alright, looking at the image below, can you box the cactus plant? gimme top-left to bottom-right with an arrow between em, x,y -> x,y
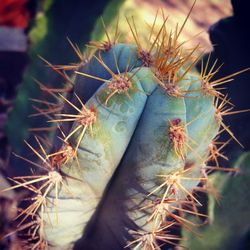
1,6 -> 249,250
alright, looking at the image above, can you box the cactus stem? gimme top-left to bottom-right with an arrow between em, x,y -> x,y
3,4 -> 248,248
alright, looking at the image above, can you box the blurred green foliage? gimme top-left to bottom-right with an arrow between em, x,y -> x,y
182,152 -> 250,250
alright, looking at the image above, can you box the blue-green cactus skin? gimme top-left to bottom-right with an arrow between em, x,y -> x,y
42,42 -> 220,249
